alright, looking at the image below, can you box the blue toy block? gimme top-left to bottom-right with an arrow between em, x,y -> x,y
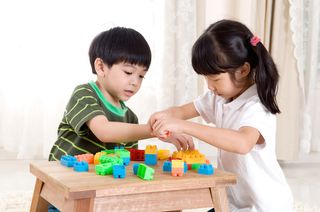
163,161 -> 172,172
60,155 -> 77,167
113,165 -> 126,178
73,161 -> 89,172
133,163 -> 139,175
198,164 -> 214,175
145,154 -> 157,165
184,162 -> 188,173
122,157 -> 130,166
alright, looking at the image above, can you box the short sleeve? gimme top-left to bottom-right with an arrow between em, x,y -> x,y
65,86 -> 105,134
193,91 -> 216,124
239,102 -> 276,149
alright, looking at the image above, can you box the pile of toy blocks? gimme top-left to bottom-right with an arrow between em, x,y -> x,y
59,145 -> 214,181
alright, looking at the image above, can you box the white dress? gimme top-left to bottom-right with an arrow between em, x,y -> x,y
194,85 -> 293,212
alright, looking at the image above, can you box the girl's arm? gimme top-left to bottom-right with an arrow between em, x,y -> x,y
153,118 -> 262,154
149,102 -> 200,126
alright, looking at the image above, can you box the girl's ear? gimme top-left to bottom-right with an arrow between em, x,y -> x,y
235,62 -> 251,80
94,58 -> 106,77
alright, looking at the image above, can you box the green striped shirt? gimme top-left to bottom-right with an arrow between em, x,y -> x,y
49,82 -> 138,161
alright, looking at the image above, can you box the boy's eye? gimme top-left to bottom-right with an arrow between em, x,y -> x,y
124,71 -> 132,75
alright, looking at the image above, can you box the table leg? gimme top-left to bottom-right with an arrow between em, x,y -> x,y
30,178 -> 49,212
210,186 -> 229,212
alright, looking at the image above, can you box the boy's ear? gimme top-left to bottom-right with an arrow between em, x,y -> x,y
94,58 -> 105,77
235,62 -> 251,80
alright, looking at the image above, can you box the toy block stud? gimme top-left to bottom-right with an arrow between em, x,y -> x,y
60,155 -> 77,167
75,153 -> 94,164
145,145 -> 157,154
113,165 -> 126,178
73,161 -> 89,172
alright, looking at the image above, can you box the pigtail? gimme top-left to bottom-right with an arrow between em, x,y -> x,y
253,42 -> 281,114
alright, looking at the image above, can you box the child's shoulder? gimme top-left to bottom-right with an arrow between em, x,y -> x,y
70,83 -> 95,98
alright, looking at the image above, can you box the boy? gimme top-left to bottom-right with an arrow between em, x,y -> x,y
49,27 -> 193,161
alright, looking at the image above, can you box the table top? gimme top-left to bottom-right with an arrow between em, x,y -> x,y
30,160 -> 237,200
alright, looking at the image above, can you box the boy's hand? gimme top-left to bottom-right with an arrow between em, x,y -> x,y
148,109 -> 174,127
159,132 -> 195,151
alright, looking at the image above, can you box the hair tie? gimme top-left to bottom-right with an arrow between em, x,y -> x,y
250,35 -> 261,46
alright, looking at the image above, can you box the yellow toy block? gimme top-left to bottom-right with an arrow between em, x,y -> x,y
172,159 -> 184,168
145,145 -> 157,154
172,150 -> 206,164
158,149 -> 170,160
94,151 -> 106,165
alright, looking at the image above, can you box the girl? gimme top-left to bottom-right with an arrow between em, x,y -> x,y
150,20 -> 293,212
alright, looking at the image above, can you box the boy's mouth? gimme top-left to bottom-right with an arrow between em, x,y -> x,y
124,90 -> 134,97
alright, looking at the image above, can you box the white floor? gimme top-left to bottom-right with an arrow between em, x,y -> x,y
0,151 -> 320,212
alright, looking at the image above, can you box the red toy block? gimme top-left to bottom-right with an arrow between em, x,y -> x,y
129,149 -> 145,161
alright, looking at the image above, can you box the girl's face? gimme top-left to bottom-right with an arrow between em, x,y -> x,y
99,62 -> 147,106
205,72 -> 247,101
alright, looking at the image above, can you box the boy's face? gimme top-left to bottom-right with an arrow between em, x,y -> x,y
101,62 -> 147,103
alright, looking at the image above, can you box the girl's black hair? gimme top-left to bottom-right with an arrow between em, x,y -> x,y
192,19 -> 280,114
89,27 -> 151,73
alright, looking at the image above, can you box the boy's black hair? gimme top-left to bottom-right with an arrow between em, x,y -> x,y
89,27 -> 151,73
192,19 -> 280,114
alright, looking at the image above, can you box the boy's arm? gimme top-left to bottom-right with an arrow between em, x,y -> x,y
87,115 -> 152,143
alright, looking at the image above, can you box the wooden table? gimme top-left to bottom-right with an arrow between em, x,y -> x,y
30,160 -> 236,212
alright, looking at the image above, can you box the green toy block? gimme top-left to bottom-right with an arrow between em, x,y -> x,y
191,163 -> 202,170
115,149 -> 130,158
99,155 -> 123,165
95,163 -> 113,175
137,164 -> 154,180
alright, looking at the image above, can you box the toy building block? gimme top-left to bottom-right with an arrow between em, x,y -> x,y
99,155 -> 123,166
75,153 -> 94,164
172,150 -> 206,164
191,163 -> 201,170
145,145 -> 157,154
130,149 -> 145,161
95,163 -> 113,175
171,159 -> 184,177
137,164 -> 154,180
184,162 -> 188,173
163,161 -> 172,172
158,149 -> 170,160
145,154 -> 157,166
113,165 -> 126,178
73,161 -> 89,172
115,148 -> 130,166
133,163 -> 140,175
94,151 -> 106,164
198,164 -> 214,175
60,155 -> 77,167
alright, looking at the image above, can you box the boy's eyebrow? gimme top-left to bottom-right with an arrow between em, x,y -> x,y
123,63 -> 148,72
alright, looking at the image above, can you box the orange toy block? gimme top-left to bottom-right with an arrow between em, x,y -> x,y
75,153 -> 94,164
171,167 -> 184,177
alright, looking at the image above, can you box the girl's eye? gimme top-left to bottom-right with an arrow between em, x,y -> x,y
139,75 -> 145,79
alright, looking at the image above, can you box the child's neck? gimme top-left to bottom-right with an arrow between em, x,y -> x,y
229,81 -> 254,102
95,81 -> 122,108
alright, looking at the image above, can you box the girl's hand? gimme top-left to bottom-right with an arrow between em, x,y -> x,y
159,132 -> 195,151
